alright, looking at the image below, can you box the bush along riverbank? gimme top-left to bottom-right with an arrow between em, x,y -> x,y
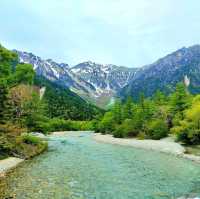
0,45 -> 102,161
0,124 -> 47,160
95,83 -> 200,147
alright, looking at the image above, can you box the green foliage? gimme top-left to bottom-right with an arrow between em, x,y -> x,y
71,120 -> 96,131
13,63 -> 35,85
145,119 -> 168,140
21,134 -> 41,145
113,119 -> 136,138
98,112 -> 115,134
0,46 -> 46,159
122,96 -> 134,119
48,118 -> 73,132
0,80 -> 12,123
111,99 -> 122,124
97,82 -> 200,143
0,44 -> 17,79
34,77 -> 103,121
170,83 -> 190,119
171,96 -> 200,144
98,90 -> 169,140
2,43 -> 200,158
23,92 -> 47,130
153,90 -> 166,105
0,123 -> 47,159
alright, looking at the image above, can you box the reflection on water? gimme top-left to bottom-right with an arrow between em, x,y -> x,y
1,132 -> 200,199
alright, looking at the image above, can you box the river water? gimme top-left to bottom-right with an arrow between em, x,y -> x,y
1,132 -> 200,199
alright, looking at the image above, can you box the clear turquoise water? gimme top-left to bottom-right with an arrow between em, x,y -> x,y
1,132 -> 200,199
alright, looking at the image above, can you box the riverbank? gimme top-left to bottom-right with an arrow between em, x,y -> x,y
0,133 -> 48,178
52,131 -> 94,136
0,157 -> 24,178
1,131 -> 200,199
94,133 -> 200,163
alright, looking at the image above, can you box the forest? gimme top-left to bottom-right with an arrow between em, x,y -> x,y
0,44 -> 101,159
1,44 -> 200,161
96,85 -> 200,145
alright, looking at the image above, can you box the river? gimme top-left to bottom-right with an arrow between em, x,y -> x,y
1,132 -> 200,199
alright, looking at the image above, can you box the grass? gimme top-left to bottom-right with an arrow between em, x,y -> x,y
0,123 -> 48,160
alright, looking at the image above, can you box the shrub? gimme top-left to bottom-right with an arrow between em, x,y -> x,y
0,123 -> 47,159
121,119 -> 138,137
48,118 -> 73,132
21,134 -> 41,145
113,125 -> 125,138
32,118 -> 75,133
113,119 -> 137,138
97,112 -> 115,134
175,128 -> 200,145
71,121 -> 95,131
31,120 -> 51,134
137,132 -> 146,140
145,119 -> 168,140
171,100 -> 200,145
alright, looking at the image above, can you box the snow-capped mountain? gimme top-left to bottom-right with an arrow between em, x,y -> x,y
14,50 -> 136,107
14,44 -> 200,106
71,61 -> 137,97
120,45 -> 200,100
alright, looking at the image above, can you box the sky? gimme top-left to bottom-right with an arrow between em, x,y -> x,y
0,0 -> 200,67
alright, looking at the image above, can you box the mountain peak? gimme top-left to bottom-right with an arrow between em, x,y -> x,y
15,50 -> 136,108
120,44 -> 200,100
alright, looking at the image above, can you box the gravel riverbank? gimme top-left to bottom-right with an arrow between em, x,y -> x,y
94,133 -> 200,163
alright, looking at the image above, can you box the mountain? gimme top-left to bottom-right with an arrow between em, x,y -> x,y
120,45 -> 200,100
15,50 -> 136,107
15,45 -> 200,105
14,50 -> 87,90
34,77 -> 103,120
70,61 -> 137,107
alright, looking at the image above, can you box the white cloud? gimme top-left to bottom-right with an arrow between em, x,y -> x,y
1,0 -> 200,67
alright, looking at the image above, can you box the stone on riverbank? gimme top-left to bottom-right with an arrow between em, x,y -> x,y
0,157 -> 24,177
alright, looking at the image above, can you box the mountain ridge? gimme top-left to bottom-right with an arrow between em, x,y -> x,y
14,50 -> 137,107
14,44 -> 200,106
120,44 -> 200,99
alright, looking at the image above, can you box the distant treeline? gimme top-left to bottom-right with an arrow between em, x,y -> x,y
95,83 -> 200,145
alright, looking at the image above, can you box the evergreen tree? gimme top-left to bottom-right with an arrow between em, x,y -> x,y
153,90 -> 166,105
170,83 -> 190,119
139,92 -> 145,111
123,96 -> 134,119
112,100 -> 122,124
0,44 -> 17,79
13,63 -> 35,85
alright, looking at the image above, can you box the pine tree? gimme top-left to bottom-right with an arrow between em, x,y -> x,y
139,92 -> 145,111
170,83 -> 190,119
123,96 -> 134,119
153,90 -> 166,105
0,44 -> 17,79
112,100 -> 122,124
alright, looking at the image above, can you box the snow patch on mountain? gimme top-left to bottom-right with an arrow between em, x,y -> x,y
14,50 -> 137,107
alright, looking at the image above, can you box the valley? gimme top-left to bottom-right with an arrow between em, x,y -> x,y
2,41 -> 200,199
15,45 -> 200,108
2,1 -> 200,198
15,50 -> 136,108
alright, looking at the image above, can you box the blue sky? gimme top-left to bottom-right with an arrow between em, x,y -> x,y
0,0 -> 200,67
